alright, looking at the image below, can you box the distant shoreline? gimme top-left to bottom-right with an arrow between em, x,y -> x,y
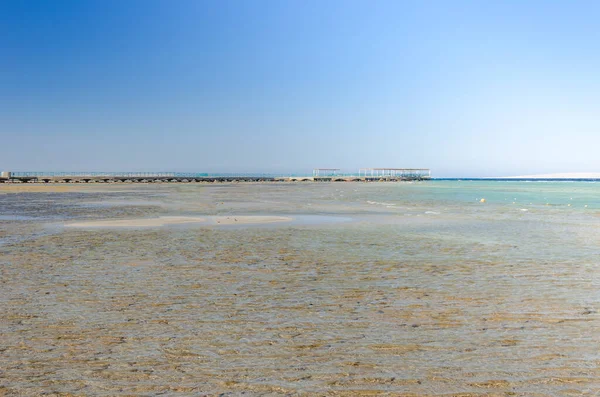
436,178 -> 600,182
495,173 -> 600,179
434,173 -> 600,181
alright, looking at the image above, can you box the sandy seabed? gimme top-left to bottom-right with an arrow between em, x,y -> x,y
1,182 -> 600,396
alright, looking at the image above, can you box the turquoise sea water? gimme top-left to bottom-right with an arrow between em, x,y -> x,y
1,181 -> 599,395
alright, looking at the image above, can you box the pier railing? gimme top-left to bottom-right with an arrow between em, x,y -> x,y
9,172 -> 288,178
10,170 -> 431,178
3,170 -> 431,182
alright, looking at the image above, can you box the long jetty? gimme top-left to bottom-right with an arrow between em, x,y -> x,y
0,169 -> 431,183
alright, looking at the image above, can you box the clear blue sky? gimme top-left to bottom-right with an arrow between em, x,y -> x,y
2,0 -> 599,176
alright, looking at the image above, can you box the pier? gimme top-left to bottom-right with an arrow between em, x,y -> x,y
0,169 -> 431,183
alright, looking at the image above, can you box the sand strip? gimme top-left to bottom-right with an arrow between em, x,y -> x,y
65,216 -> 206,228
65,215 -> 292,228
208,216 -> 292,225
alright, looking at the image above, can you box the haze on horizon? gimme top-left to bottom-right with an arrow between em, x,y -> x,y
2,0 -> 599,178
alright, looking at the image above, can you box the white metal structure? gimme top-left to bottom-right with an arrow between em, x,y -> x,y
358,168 -> 431,178
313,168 -> 340,177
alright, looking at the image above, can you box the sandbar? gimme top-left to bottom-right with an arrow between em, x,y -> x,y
209,215 -> 292,225
65,216 -> 206,228
65,215 -> 292,228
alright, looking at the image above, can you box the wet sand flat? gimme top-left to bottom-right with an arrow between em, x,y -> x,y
0,183 -> 152,194
1,182 -> 599,396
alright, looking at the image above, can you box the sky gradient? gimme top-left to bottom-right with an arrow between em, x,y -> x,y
2,0 -> 600,177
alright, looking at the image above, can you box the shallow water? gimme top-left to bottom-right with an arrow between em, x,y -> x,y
1,181 -> 599,396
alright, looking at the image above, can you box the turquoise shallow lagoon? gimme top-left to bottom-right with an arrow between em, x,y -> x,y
1,181 -> 599,395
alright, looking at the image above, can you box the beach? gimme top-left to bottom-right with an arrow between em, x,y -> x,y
498,172 -> 600,179
1,181 -> 599,395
